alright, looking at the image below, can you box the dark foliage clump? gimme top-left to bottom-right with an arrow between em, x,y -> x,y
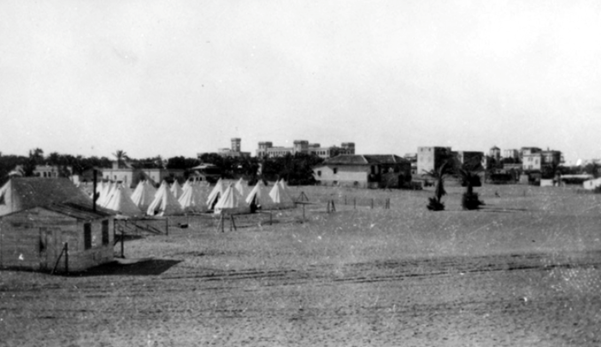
461,192 -> 485,210
427,197 -> 445,211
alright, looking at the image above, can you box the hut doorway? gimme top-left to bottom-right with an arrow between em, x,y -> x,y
39,227 -> 60,271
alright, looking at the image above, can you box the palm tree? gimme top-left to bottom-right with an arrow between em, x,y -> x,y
112,150 -> 128,168
459,168 -> 484,210
425,161 -> 450,211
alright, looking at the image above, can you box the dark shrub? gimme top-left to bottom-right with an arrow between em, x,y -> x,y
462,192 -> 484,210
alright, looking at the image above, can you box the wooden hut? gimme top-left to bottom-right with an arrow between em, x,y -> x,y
0,178 -> 115,272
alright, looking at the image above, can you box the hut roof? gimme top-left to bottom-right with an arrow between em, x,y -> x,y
0,177 -> 112,217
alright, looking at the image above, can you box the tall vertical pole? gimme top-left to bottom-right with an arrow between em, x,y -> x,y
92,169 -> 97,212
165,218 -> 169,236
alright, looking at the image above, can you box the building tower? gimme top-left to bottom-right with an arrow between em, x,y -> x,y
341,142 -> 356,155
231,138 -> 241,152
489,146 -> 501,161
293,140 -> 309,154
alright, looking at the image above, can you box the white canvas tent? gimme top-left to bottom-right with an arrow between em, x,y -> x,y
170,181 -> 183,199
147,181 -> 183,216
206,179 -> 225,210
99,182 -> 117,207
130,181 -> 157,213
234,178 -> 249,199
104,185 -> 142,216
245,180 -> 275,210
269,180 -> 295,209
178,182 -> 209,213
214,184 -> 250,215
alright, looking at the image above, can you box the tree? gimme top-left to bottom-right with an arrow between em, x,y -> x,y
112,150 -> 128,168
425,161 -> 452,211
459,168 -> 485,210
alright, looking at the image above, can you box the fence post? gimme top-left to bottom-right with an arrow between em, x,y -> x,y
121,226 -> 124,258
302,203 -> 305,221
270,211 -> 272,226
165,217 -> 169,236
64,242 -> 69,274
230,215 -> 237,231
331,200 -> 336,212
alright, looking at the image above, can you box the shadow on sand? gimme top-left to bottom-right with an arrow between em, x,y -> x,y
72,258 -> 182,277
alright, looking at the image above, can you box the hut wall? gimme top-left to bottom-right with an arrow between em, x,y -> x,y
0,208 -> 114,272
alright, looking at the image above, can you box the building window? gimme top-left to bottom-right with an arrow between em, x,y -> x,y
317,171 -> 322,177
84,223 -> 92,250
102,220 -> 109,246
333,168 -> 338,174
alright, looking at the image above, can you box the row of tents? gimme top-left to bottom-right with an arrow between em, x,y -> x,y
93,178 -> 296,217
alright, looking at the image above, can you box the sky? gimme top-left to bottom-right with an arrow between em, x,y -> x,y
1,0 -> 600,162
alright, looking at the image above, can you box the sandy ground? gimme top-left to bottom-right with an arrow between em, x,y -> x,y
1,185 -> 601,346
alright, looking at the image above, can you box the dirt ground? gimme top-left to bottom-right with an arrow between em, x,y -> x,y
1,184 -> 601,346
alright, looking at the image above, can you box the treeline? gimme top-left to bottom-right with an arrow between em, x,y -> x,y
197,152 -> 324,185
0,149 -> 325,186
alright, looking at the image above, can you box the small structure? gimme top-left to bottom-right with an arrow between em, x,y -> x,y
0,178 -> 114,272
313,154 -> 412,188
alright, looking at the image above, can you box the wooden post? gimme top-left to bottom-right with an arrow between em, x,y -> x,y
121,226 -> 124,258
331,200 -> 336,212
165,217 -> 169,236
64,242 -> 69,274
230,215 -> 237,231
302,203 -> 305,221
220,214 -> 225,232
270,212 -> 272,225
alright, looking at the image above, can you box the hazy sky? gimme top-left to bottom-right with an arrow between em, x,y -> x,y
1,0 -> 600,162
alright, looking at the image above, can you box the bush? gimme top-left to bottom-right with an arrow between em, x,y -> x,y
462,192 -> 484,210
427,197 -> 445,211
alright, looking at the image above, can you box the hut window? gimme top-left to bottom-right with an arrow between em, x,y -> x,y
102,220 -> 109,245
84,223 -> 92,250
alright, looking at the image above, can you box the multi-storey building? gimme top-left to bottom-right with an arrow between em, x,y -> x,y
257,140 -> 355,158
489,146 -> 501,161
454,151 -> 484,170
522,149 -> 562,172
502,149 -> 519,160
216,138 -> 251,158
417,147 -> 453,175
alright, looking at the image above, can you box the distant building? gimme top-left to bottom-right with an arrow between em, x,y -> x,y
417,147 -> 452,175
520,147 -> 542,159
12,165 -> 72,178
522,149 -> 562,172
503,149 -> 519,159
404,153 -> 418,175
489,146 -> 501,161
454,151 -> 484,170
312,154 -> 411,188
522,153 -> 542,171
216,138 -> 251,158
101,162 -> 185,188
257,140 -> 355,158
189,164 -> 221,183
